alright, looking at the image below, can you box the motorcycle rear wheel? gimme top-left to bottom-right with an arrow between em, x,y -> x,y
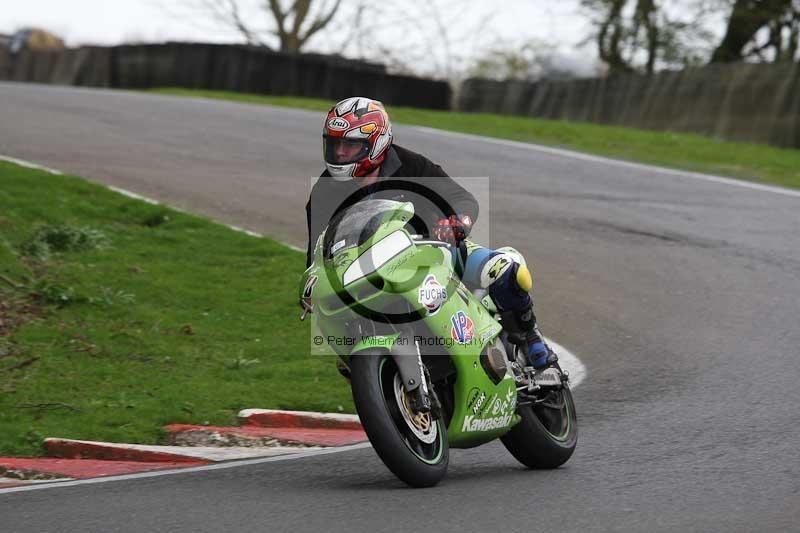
350,351 -> 449,487
501,383 -> 578,469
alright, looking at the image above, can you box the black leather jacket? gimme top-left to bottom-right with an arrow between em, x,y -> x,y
305,145 -> 479,266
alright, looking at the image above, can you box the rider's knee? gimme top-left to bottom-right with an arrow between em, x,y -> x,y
460,243 -> 533,293
493,246 -> 527,268
482,254 -> 532,311
478,249 -> 532,290
478,253 -> 516,289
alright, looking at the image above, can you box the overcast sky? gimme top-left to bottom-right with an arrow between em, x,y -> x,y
2,0 -> 601,77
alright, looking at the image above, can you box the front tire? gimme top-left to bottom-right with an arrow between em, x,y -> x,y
350,351 -> 449,487
501,384 -> 578,469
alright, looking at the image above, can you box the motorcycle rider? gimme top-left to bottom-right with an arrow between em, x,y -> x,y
304,96 -> 557,371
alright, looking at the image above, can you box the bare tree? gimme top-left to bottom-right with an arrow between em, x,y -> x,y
170,0 -> 343,52
321,0 -> 497,82
591,0 -> 634,73
268,0 -> 342,52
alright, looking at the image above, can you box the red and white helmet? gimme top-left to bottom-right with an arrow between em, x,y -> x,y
323,96 -> 393,180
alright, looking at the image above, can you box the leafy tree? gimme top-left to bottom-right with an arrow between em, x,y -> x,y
581,0 -> 722,74
711,0 -> 800,62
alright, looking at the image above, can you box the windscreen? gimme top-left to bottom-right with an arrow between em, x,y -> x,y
322,199 -> 403,259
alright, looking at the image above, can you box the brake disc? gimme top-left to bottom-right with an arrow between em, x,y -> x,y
393,374 -> 438,444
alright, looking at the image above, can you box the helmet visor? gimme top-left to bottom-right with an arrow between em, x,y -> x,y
324,136 -> 370,165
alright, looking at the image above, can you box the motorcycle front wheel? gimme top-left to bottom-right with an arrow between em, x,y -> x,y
350,350 -> 449,487
501,382 -> 578,469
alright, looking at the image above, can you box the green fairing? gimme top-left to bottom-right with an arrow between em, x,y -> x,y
300,201 -> 520,448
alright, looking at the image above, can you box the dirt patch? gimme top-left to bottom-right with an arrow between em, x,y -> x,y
0,294 -> 46,378
0,466 -> 68,481
169,430 -> 313,448
0,294 -> 46,338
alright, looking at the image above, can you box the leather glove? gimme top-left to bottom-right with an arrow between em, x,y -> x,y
433,215 -> 473,245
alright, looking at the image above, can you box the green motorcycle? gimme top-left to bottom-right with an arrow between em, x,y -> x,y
300,199 -> 577,487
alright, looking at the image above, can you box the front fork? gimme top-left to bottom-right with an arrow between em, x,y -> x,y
389,333 -> 441,418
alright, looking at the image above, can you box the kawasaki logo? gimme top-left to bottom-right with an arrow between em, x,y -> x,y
462,413 -> 513,433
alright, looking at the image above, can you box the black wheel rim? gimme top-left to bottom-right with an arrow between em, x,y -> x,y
378,357 -> 445,464
531,388 -> 573,442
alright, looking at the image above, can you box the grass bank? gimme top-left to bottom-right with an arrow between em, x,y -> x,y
0,161 -> 349,456
152,88 -> 800,190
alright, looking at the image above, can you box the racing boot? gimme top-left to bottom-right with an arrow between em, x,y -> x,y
501,304 -> 558,370
487,259 -> 558,369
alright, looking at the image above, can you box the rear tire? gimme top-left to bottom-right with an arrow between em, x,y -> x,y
501,385 -> 578,469
350,351 -> 449,487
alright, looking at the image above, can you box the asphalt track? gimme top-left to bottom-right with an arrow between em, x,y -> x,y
1,82 -> 799,531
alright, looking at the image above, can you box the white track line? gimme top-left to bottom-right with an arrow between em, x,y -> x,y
227,224 -> 265,239
0,155 -> 63,175
0,443 -> 372,495
107,185 -> 159,205
227,225 -> 304,251
410,126 -> 800,199
548,339 -> 585,387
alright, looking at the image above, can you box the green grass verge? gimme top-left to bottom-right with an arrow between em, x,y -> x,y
152,88 -> 800,190
0,161 -> 349,456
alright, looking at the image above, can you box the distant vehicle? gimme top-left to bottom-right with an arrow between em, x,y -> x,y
7,27 -> 65,54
